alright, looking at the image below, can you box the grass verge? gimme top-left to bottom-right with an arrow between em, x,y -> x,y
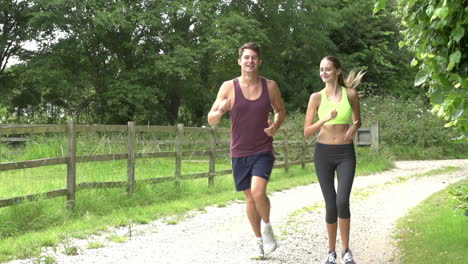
394,180 -> 468,264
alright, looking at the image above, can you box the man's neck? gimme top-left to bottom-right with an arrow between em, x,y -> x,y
239,72 -> 260,87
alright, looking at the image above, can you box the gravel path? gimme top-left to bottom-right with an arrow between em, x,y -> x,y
8,159 -> 468,264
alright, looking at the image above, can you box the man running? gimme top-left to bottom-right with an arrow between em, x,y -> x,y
207,42 -> 286,260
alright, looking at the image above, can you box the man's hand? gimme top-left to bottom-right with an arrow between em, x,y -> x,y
217,98 -> 231,113
264,120 -> 277,136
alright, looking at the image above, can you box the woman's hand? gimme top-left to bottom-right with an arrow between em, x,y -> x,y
327,109 -> 338,122
344,125 -> 358,140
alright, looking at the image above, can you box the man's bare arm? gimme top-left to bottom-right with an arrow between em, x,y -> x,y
208,82 -> 231,126
264,80 -> 286,136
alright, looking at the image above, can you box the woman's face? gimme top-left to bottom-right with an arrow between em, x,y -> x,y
320,59 -> 341,84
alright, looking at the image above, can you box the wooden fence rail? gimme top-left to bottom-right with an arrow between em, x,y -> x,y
0,121 -> 379,209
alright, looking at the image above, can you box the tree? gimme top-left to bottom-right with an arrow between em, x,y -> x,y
4,0 -> 273,125
242,0 -> 341,110
2,0 -> 444,127
0,0 -> 34,75
330,0 -> 416,97
375,0 -> 468,135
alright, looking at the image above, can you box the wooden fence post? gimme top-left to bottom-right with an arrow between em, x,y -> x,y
127,121 -> 136,194
283,128 -> 289,172
209,126 -> 217,187
175,124 -> 184,187
371,121 -> 379,151
66,120 -> 76,209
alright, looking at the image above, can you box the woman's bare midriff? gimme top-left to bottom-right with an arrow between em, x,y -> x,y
317,124 -> 353,145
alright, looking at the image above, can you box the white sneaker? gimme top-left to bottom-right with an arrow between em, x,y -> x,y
342,249 -> 356,264
262,223 -> 277,253
324,251 -> 337,264
251,239 -> 264,260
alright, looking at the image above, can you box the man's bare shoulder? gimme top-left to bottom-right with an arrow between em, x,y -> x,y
265,78 -> 279,89
218,79 -> 235,96
265,79 -> 281,98
221,79 -> 235,88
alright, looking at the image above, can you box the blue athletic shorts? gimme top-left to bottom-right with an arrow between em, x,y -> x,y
231,151 -> 275,191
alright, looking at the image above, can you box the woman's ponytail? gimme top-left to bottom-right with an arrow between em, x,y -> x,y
345,70 -> 366,89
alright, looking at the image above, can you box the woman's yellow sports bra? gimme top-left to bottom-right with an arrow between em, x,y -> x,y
317,87 -> 353,125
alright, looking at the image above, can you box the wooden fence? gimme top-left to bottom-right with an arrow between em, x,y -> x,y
0,121 -> 379,209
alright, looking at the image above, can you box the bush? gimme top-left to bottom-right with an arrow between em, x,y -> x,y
360,96 -> 467,157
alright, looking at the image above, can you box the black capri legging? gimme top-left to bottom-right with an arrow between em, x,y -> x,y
314,142 -> 356,224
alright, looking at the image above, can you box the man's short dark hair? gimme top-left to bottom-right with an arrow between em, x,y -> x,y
239,42 -> 260,58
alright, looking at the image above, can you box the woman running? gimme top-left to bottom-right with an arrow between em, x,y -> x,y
304,56 -> 365,264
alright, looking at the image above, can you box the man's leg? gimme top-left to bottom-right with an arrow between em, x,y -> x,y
251,175 -> 277,253
249,152 -> 274,223
251,176 -> 270,223
232,154 -> 269,259
244,188 -> 265,259
243,177 -> 270,236
243,189 -> 262,237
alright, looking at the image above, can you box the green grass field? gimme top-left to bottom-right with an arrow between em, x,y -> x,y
394,180 -> 468,264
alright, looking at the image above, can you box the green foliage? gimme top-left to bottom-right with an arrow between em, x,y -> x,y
282,109 -> 308,130
33,253 -> 57,264
87,241 -> 106,249
1,0 -> 418,126
0,0 -> 36,75
0,198 -> 67,239
375,0 -> 468,135
361,96 -> 468,158
252,0 -> 341,110
447,184 -> 468,216
330,0 -> 416,97
107,234 -> 128,243
362,96 -> 445,146
61,235 -> 79,256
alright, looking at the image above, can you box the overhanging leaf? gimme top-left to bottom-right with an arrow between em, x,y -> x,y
447,61 -> 455,71
373,0 -> 388,14
452,110 -> 464,120
449,51 -> 461,64
414,68 -> 430,86
433,7 -> 449,20
461,77 -> 468,89
451,26 -> 465,43
444,120 -> 456,127
430,91 -> 444,104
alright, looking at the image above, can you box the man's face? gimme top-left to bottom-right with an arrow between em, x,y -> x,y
238,49 -> 262,72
